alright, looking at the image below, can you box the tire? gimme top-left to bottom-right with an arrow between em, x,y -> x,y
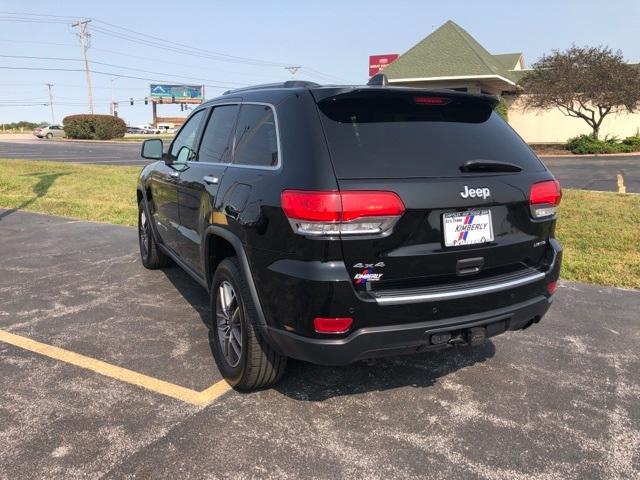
138,201 -> 171,269
211,257 -> 287,391
45,133 -> 53,139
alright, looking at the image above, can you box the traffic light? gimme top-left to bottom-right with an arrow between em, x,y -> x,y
144,97 -> 148,105
130,97 -> 134,106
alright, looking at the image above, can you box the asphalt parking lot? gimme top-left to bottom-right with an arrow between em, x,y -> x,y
543,156 -> 640,193
0,138 -> 639,193
0,139 -> 150,167
1,209 -> 638,479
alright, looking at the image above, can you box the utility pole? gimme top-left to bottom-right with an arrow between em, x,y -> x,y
72,19 -> 94,114
45,83 -> 55,125
284,65 -> 301,78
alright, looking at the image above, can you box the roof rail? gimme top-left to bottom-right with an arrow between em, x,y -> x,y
223,80 -> 321,95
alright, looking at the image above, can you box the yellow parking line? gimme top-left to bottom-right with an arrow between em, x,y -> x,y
0,329 -> 231,406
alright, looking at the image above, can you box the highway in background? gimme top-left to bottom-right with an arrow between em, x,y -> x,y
1,138 -> 638,192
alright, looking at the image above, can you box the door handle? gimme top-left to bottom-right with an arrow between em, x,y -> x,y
203,175 -> 219,185
169,170 -> 180,178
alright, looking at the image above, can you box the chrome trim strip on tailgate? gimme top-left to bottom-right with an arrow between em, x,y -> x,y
372,270 -> 546,305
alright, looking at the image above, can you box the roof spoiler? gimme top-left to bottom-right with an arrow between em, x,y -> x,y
367,73 -> 388,86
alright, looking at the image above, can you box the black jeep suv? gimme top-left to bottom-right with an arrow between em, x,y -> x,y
137,80 -> 562,391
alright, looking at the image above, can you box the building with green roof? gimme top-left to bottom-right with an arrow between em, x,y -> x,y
382,20 -> 524,95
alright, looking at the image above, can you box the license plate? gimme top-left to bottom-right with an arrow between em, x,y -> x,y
443,209 -> 494,247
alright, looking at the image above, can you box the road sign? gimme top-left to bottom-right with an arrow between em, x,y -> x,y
368,54 -> 399,77
149,84 -> 204,104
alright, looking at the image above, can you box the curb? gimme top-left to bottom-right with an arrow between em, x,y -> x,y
537,152 -> 640,158
52,139 -> 147,145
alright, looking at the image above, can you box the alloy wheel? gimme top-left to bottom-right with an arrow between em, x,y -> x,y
139,209 -> 149,258
216,281 -> 243,367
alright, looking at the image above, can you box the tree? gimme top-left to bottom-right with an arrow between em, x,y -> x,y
519,46 -> 640,139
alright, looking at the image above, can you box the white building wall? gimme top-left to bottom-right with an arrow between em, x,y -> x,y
507,95 -> 640,143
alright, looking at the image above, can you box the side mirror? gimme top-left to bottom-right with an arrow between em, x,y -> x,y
141,138 -> 163,160
175,145 -> 197,164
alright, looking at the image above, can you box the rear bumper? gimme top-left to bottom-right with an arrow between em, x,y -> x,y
261,294 -> 552,366
255,239 -> 561,366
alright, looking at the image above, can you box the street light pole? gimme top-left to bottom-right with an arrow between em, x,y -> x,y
110,76 -> 122,116
45,83 -> 55,124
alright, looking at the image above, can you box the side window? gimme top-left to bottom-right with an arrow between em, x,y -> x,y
198,105 -> 240,163
170,109 -> 206,161
232,105 -> 279,167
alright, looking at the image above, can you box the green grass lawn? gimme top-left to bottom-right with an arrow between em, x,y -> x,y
0,159 -> 139,225
0,158 -> 638,289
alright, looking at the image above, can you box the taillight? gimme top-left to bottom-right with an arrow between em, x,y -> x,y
313,317 -> 353,334
547,280 -> 558,295
529,180 -> 562,218
414,96 -> 451,105
281,190 -> 405,237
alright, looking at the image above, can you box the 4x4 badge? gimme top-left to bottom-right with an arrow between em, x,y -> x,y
353,262 -> 385,268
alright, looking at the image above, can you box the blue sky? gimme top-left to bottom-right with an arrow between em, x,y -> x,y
0,0 -> 637,125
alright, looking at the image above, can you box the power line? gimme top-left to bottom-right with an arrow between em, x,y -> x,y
0,38 -> 76,47
0,12 -> 355,86
0,54 -> 246,86
89,26 -> 284,68
0,53 -> 272,83
0,66 -> 235,89
92,20 -> 288,67
89,47 -> 279,80
0,11 -> 78,19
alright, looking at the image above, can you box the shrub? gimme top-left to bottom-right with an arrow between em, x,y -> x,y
565,134 -> 640,154
63,114 -> 126,140
494,97 -> 508,121
622,135 -> 640,148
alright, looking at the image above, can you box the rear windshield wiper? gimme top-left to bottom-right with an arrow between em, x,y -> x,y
460,160 -> 522,173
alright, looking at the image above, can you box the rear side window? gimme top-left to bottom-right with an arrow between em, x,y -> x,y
198,105 -> 239,163
317,93 -> 544,178
232,104 -> 279,167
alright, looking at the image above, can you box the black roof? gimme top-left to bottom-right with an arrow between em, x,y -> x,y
206,78 -> 498,108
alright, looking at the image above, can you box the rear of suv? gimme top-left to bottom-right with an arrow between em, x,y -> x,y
137,79 -> 562,391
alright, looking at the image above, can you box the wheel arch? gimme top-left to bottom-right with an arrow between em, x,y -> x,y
203,226 -> 268,329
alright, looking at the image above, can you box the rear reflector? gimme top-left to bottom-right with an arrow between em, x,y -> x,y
313,317 -> 353,334
529,180 -> 562,218
547,280 -> 558,295
281,190 -> 405,237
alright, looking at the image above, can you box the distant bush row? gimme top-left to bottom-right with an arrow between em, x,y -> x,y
63,114 -> 126,140
565,134 -> 640,154
1,121 -> 44,130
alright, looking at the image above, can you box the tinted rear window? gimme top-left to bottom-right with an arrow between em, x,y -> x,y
317,93 -> 544,178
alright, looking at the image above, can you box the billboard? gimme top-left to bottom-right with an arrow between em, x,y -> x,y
368,54 -> 399,77
150,84 -> 204,104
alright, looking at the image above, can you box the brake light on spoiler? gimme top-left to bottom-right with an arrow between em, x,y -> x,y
281,190 -> 405,237
529,180 -> 562,218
